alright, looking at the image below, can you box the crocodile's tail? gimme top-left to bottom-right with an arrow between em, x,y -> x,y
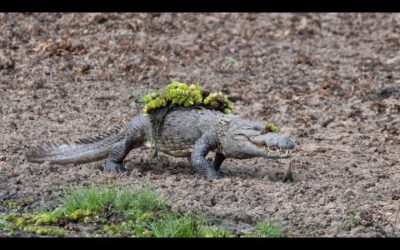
25,126 -> 125,165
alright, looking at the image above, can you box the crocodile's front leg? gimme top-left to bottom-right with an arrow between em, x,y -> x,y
191,135 -> 219,181
105,115 -> 150,173
213,153 -> 226,177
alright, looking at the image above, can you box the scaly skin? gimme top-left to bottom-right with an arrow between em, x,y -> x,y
26,107 -> 295,181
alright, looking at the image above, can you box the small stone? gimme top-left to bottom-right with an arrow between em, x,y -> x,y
94,15 -> 108,24
7,188 -> 18,199
0,155 -> 5,161
343,189 -> 356,198
376,147 -> 385,154
75,64 -> 90,74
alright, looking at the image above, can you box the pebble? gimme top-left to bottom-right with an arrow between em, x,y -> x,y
343,189 -> 356,198
7,188 -> 18,199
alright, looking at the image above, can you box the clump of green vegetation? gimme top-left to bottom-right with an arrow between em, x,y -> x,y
265,122 -> 279,132
254,220 -> 285,237
141,92 -> 167,114
0,185 -> 168,237
283,164 -> 294,183
203,92 -> 234,114
200,226 -> 234,237
148,213 -> 204,237
141,81 -> 234,115
338,215 -> 361,232
60,185 -> 168,219
0,198 -> 34,210
1,200 -> 19,209
0,213 -> 66,237
96,220 -> 148,237
1,185 -> 290,237
33,212 -> 58,225
283,170 -> 294,183
67,209 -> 92,222
226,57 -> 238,65
1,185 -> 215,237
165,81 -> 203,107
23,225 -> 65,237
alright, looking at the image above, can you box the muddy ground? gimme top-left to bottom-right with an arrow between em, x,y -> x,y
0,13 -> 399,237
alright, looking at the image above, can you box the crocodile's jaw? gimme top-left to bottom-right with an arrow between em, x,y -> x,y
221,132 -> 295,159
223,142 -> 293,159
259,146 -> 292,159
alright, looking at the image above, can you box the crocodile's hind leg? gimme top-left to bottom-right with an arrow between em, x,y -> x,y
105,115 -> 150,173
105,139 -> 132,173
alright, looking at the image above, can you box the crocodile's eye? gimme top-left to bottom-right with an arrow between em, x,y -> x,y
239,125 -> 263,131
253,125 -> 264,131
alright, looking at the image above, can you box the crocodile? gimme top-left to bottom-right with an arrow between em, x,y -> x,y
26,106 -> 295,181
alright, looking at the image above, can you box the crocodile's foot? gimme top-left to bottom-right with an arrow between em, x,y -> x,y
205,171 -> 225,182
216,171 -> 225,178
105,159 -> 126,173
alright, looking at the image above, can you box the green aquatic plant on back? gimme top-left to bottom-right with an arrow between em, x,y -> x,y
141,81 -> 234,115
165,81 -> 203,107
203,92 -> 234,115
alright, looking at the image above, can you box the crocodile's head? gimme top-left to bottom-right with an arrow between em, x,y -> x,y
221,117 -> 295,159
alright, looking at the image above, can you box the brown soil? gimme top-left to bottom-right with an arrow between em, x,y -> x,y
1,13 -> 399,237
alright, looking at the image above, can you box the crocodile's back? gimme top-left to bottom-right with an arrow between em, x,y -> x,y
152,107 -> 224,156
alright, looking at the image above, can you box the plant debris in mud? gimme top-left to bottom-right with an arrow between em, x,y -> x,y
0,185 -> 286,237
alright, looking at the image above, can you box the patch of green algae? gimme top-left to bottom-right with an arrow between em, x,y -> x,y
0,198 -> 34,210
0,213 -> 65,236
265,122 -> 279,132
141,81 -> 234,115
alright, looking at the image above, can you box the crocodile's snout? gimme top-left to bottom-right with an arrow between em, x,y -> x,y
258,132 -> 295,150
